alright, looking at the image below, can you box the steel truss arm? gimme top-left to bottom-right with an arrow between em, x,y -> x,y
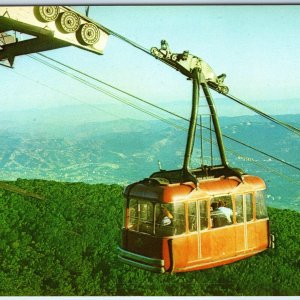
150,41 -> 244,184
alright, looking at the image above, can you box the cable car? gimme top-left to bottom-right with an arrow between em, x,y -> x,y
119,173 -> 269,273
118,41 -> 273,273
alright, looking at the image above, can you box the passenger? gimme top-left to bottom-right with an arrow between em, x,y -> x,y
210,202 -> 228,228
158,206 -> 173,226
218,200 -> 233,223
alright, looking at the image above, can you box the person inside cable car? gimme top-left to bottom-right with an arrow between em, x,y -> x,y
210,202 -> 229,228
155,205 -> 175,236
217,200 -> 233,224
157,206 -> 173,226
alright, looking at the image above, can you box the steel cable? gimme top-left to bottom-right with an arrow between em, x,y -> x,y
222,93 -> 300,136
94,25 -> 300,136
34,53 -> 300,172
26,54 -> 300,184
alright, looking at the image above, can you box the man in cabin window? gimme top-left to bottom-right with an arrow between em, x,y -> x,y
217,200 -> 233,224
211,202 -> 223,227
157,206 -> 173,226
210,202 -> 230,228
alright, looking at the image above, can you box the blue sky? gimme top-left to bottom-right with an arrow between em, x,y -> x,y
1,5 -> 300,118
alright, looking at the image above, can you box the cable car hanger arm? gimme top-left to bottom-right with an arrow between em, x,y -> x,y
150,40 -> 244,185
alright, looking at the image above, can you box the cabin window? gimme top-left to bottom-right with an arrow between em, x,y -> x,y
256,191 -> 268,219
235,194 -> 244,223
199,200 -> 208,230
246,193 -> 253,222
128,200 -> 186,236
129,199 -> 138,228
123,200 -> 127,228
155,203 -> 185,236
128,199 -> 154,234
188,200 -> 208,232
188,202 -> 197,232
210,195 -> 233,228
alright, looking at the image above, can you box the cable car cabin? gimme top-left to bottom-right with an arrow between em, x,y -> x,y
118,41 -> 272,273
118,174 -> 270,273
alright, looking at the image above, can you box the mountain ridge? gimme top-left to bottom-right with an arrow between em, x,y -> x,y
0,114 -> 298,211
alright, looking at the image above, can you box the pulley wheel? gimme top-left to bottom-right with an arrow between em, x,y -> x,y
57,11 -> 80,33
35,6 -> 59,22
150,47 -> 163,59
76,23 -> 100,45
221,86 -> 229,95
171,54 -> 178,61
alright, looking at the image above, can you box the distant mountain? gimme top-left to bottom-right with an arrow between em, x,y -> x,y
166,97 -> 300,117
1,102 -> 299,133
215,97 -> 300,116
0,112 -> 298,211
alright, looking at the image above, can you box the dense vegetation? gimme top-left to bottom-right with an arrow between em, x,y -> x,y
0,179 -> 299,296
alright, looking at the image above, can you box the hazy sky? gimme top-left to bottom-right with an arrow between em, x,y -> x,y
1,5 -> 300,118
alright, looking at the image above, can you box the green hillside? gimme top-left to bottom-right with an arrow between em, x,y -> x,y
0,179 -> 299,296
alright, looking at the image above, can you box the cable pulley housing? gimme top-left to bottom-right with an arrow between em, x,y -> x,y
56,11 -> 81,33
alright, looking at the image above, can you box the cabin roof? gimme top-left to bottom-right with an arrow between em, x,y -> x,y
124,175 -> 266,203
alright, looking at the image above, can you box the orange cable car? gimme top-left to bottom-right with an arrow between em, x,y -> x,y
118,41 -> 273,273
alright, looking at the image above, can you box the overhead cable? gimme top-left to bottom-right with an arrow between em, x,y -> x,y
28,54 -> 187,132
27,54 -> 300,184
96,24 -> 151,56
221,93 -> 300,136
96,25 -> 300,136
34,53 -> 300,172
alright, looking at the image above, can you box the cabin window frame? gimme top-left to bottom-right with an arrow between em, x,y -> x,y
234,194 -> 244,224
187,199 -> 209,233
188,201 -> 197,233
233,192 -> 260,224
123,199 -> 128,229
154,202 -> 186,236
126,198 -> 186,237
255,190 -> 268,220
128,198 -> 154,234
245,193 -> 254,222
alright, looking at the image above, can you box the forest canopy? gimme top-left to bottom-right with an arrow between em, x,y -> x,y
0,179 -> 299,296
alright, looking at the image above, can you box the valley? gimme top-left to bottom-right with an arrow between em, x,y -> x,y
0,111 -> 299,211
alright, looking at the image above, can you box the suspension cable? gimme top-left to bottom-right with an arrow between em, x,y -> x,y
14,64 -> 300,185
95,24 -> 300,136
37,53 -> 174,117
37,53 -> 300,140
28,54 -> 187,132
26,54 -> 300,184
11,69 -> 121,120
226,148 -> 300,186
101,25 -> 151,56
222,93 -> 300,136
34,53 -> 300,172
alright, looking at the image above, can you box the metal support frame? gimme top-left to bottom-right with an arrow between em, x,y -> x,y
150,40 -> 244,184
201,82 -> 228,167
183,68 -> 201,171
0,6 -> 110,68
0,37 -> 68,60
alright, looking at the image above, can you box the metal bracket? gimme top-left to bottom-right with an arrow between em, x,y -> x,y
150,40 -> 229,94
0,32 -> 16,67
0,6 -> 110,68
